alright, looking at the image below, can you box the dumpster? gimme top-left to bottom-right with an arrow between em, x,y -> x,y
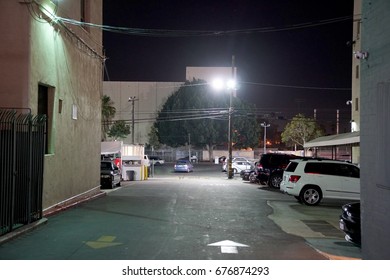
126,170 -> 135,181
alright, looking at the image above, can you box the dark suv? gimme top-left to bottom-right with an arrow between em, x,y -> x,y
255,153 -> 303,188
100,161 -> 121,189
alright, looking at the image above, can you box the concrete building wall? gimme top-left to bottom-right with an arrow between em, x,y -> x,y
351,0 -> 361,164
186,67 -> 235,83
103,81 -> 183,145
361,0 -> 390,259
0,0 -> 103,209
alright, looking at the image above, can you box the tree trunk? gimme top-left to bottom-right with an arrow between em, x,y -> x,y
206,143 -> 216,162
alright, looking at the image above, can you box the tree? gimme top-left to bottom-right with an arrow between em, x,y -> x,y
147,125 -> 161,150
101,95 -> 116,141
107,120 -> 130,140
281,114 -> 324,149
154,79 -> 261,160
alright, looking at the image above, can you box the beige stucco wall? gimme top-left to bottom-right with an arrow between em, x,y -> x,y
103,81 -> 183,145
0,0 -> 103,209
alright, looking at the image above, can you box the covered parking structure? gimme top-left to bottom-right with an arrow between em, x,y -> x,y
304,131 -> 360,164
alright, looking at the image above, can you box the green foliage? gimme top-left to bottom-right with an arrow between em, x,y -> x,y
281,114 -> 324,148
154,79 -> 261,150
108,120 -> 130,140
101,95 -> 116,141
147,125 -> 161,149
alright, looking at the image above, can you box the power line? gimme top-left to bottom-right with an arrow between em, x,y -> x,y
56,15 -> 353,38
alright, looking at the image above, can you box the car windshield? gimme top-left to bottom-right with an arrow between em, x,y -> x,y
176,160 -> 188,165
101,162 -> 112,169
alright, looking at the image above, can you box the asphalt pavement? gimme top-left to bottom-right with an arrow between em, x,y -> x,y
0,162 -> 361,260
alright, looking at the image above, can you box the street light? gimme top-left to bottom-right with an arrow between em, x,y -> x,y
210,56 -> 236,179
261,122 -> 270,155
227,55 -> 236,179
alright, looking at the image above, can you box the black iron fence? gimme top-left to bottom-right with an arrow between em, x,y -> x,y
0,108 -> 46,236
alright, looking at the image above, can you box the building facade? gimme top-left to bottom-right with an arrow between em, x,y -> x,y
361,0 -> 390,259
103,81 -> 184,145
0,0 -> 104,210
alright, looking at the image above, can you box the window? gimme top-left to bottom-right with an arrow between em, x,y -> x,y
334,164 -> 360,178
38,84 -> 54,154
285,161 -> 297,172
355,65 -> 359,79
80,0 -> 85,22
304,163 -> 338,176
80,0 -> 90,25
355,97 -> 359,111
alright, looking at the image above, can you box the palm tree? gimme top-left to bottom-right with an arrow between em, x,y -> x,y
101,95 -> 116,141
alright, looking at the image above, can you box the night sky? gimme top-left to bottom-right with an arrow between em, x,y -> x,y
103,0 -> 355,133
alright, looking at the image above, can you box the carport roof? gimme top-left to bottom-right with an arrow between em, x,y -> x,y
304,131 -> 360,148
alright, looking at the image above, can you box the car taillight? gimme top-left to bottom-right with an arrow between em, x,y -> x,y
289,175 -> 301,183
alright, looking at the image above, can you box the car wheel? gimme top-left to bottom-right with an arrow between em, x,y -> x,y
249,173 -> 257,183
233,168 -> 238,174
269,174 -> 282,188
116,180 -> 121,187
299,186 -> 322,206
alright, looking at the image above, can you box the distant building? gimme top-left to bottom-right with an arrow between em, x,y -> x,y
0,0 -> 104,210
103,67 -> 235,145
304,1 -> 361,164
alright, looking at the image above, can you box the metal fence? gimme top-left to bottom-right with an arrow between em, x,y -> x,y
0,108 -> 46,236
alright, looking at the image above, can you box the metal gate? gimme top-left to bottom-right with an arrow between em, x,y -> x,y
0,108 -> 46,236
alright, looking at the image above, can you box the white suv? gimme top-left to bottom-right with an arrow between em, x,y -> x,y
280,159 -> 360,206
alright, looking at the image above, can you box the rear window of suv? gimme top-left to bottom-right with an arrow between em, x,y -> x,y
285,161 -> 299,172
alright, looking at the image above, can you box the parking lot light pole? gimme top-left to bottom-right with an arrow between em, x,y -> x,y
228,55 -> 236,179
261,122 -> 270,155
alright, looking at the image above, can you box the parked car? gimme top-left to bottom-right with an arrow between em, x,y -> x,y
174,160 -> 194,172
179,155 -> 198,163
218,156 -> 226,163
254,153 -> 303,188
148,155 -> 165,165
240,162 -> 257,180
223,160 -> 253,174
100,161 -> 121,189
280,159 -> 360,206
222,157 -> 251,172
339,202 -> 361,246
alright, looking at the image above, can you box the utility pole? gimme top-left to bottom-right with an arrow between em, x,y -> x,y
188,133 -> 191,161
227,55 -> 236,179
261,122 -> 270,155
128,96 -> 139,144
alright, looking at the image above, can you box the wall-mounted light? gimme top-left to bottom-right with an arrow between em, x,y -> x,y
353,51 -> 369,60
36,0 -> 58,20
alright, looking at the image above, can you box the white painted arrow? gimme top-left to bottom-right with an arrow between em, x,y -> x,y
208,240 -> 249,254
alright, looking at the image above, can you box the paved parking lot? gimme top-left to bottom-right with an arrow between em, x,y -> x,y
0,162 -> 361,260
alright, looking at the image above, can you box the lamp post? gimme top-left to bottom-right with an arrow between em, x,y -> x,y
261,122 -> 270,155
210,56 -> 236,179
128,96 -> 139,144
227,55 -> 236,179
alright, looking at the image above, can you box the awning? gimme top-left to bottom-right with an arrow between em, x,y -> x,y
101,141 -> 123,154
304,131 -> 360,148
